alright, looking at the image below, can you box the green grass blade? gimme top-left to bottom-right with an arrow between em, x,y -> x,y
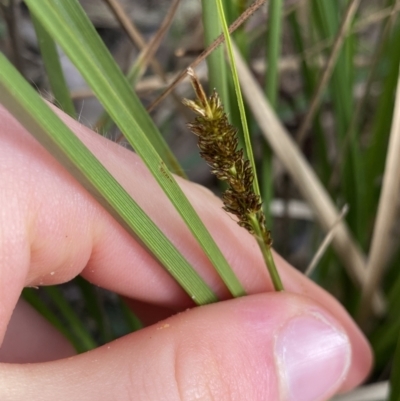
22,288 -> 78,350
119,298 -> 143,332
30,13 -> 75,117
388,330 -> 400,401
364,22 -> 400,226
262,0 -> 283,227
26,0 -> 183,177
25,0 -> 244,298
214,3 -> 283,291
311,0 -> 364,240
215,0 -> 260,197
75,276 -> 113,344
287,9 -> 330,184
201,0 -> 230,113
0,53 -> 218,305
43,286 -> 97,351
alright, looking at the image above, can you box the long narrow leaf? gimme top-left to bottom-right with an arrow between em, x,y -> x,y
22,288 -> 77,349
389,331 -> 400,401
215,0 -> 260,197
30,13 -> 75,117
0,53 -> 217,306
25,0 -> 245,298
201,0 -> 230,112
43,286 -> 97,351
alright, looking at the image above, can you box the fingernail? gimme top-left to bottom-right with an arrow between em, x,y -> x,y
275,313 -> 351,401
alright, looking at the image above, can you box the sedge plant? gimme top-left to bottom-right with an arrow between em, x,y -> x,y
183,68 -> 284,292
1,2 -> 400,397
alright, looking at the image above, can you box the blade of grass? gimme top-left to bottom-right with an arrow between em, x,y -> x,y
0,53 -> 218,305
329,0 -> 399,196
232,44 -> 386,314
25,0 -> 245,297
364,21 -> 400,228
310,0 -> 365,247
389,331 -> 400,401
75,276 -> 113,344
215,1 -> 283,291
119,298 -> 143,332
222,0 -> 249,58
371,317 -> 400,373
215,0 -> 259,197
43,286 -> 97,351
371,248 -> 400,371
289,6 -> 331,185
27,0 -> 183,176
296,0 -> 361,144
262,0 -> 284,227
359,65 -> 400,323
22,288 -> 78,350
201,0 -> 230,113
30,13 -> 75,117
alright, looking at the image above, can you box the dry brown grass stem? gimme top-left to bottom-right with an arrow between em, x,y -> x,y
355,2 -> 400,32
147,0 -> 266,113
132,0 -> 181,82
305,205 -> 349,277
102,0 -> 170,81
232,44 -> 385,315
359,67 -> 400,323
295,0 -> 361,145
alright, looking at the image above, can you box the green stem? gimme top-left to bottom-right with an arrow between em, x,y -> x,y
249,214 -> 284,291
215,0 -> 260,197
202,0 -> 230,112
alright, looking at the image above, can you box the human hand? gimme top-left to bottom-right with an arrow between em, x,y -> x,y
0,104 -> 372,401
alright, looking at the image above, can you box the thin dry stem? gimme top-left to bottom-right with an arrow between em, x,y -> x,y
305,205 -> 349,277
232,43 -> 385,315
133,0 -> 180,78
147,0 -> 266,112
102,0 -> 169,81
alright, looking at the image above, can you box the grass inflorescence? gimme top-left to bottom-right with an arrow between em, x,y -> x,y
183,68 -> 284,291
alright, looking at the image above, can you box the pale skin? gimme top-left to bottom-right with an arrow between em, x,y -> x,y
0,104 -> 372,401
